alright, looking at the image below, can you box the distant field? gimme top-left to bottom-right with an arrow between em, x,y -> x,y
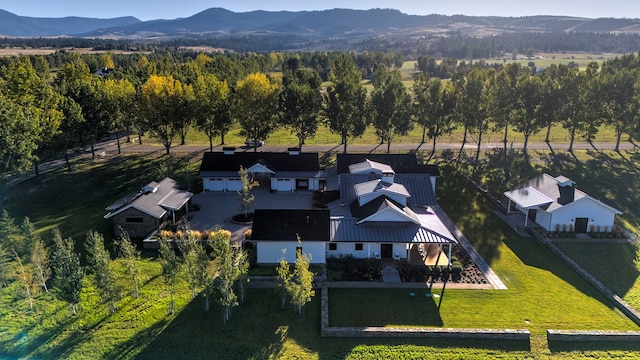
0,47 -> 144,57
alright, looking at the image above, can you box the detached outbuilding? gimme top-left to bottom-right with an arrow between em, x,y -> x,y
104,177 -> 193,238
504,174 -> 621,233
198,149 -> 327,192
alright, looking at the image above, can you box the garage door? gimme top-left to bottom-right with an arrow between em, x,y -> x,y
226,178 -> 243,192
205,178 -> 225,191
276,178 -> 294,192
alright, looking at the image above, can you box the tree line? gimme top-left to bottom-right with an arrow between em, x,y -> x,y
2,50 -> 640,178
0,208 -> 315,323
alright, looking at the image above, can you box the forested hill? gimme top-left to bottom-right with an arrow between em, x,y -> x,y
0,10 -> 140,37
1,7 -> 640,38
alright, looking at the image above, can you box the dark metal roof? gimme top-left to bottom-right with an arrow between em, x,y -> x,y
330,218 -> 457,244
251,209 -> 331,241
199,151 -> 320,176
336,153 -> 439,176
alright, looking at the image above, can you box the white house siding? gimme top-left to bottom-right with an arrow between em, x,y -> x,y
547,199 -> 617,232
256,241 -> 326,264
535,210 -> 552,231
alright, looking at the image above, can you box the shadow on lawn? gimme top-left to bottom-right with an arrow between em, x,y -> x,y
502,236 -> 616,307
133,290 -> 302,360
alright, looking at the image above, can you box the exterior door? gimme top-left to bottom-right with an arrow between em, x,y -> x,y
380,244 -> 393,259
575,217 -> 589,233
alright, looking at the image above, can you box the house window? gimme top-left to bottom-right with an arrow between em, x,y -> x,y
125,217 -> 144,223
355,243 -> 363,251
329,243 -> 337,251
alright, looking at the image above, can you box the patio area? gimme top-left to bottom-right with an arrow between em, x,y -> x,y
187,187 -> 314,244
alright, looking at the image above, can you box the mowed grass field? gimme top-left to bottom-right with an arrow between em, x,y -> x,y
2,146 -> 640,358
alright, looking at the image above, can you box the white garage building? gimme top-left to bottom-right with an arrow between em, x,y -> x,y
199,148 -> 327,192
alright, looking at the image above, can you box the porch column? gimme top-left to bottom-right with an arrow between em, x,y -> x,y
507,199 -> 512,213
447,244 -> 452,266
524,208 -> 529,227
172,210 -> 176,225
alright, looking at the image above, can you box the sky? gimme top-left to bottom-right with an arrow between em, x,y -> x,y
1,0 -> 638,21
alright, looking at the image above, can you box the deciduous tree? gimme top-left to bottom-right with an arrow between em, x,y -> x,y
280,69 -> 324,148
158,240 -> 180,315
233,72 -> 280,152
370,67 -> 413,153
325,54 -> 367,153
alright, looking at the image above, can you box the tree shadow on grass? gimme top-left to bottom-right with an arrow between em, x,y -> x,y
133,290 -> 292,360
502,236 -> 618,308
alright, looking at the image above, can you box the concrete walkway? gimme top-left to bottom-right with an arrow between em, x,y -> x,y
380,266 -> 402,283
432,206 -> 507,290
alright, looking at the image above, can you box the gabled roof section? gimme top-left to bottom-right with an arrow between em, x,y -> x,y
105,177 -> 193,219
354,179 -> 410,201
251,209 -> 330,241
356,199 -> 420,224
348,159 -> 393,174
340,174 -> 435,206
199,151 -> 319,177
246,159 -> 276,174
349,196 -> 420,224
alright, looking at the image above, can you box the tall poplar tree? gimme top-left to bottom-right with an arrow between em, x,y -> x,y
325,54 -> 367,154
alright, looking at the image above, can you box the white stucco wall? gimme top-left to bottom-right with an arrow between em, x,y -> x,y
256,241 -> 326,264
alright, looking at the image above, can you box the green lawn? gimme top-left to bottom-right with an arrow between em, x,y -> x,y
2,149 -> 640,358
557,242 -> 640,311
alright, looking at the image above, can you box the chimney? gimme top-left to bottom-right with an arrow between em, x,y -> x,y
555,176 -> 575,205
381,170 -> 395,184
222,146 -> 236,155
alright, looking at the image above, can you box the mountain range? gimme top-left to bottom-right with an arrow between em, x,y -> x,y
1,8 -> 640,39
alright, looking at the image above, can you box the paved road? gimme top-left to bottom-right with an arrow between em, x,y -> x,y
97,138 -> 639,156
3,136 -> 638,193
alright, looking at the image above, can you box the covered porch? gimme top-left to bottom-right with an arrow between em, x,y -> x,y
503,186 -> 552,227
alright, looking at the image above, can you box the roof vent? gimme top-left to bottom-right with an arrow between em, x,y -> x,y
381,171 -> 395,185
142,181 -> 160,194
222,147 -> 236,155
288,147 -> 301,155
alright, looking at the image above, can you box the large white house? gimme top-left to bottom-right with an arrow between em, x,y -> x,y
503,173 -> 621,233
251,154 -> 456,265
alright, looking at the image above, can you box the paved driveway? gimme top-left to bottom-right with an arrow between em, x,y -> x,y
188,187 -> 313,243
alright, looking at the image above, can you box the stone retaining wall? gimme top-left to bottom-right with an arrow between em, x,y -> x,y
320,286 -> 530,341
548,330 -> 640,342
